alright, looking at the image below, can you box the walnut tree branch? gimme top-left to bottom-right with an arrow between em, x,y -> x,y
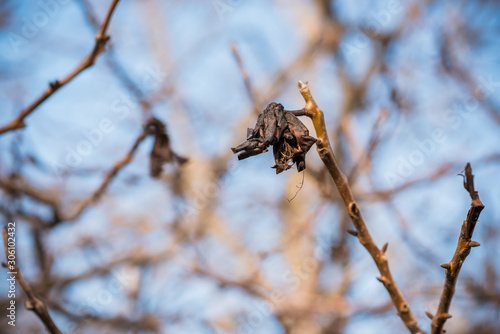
0,0 -> 121,135
2,227 -> 62,334
430,163 -> 484,334
296,81 -> 425,334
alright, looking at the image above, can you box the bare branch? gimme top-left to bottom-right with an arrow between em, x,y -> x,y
63,123 -> 151,222
296,81 -> 425,334
0,0 -> 121,135
2,227 -> 62,334
431,163 -> 484,334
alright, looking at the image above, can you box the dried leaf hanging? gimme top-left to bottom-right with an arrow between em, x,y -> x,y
148,118 -> 187,178
231,102 -> 316,174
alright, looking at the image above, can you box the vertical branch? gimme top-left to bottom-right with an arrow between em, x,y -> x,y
296,81 -> 425,334
430,163 -> 484,334
2,227 -> 62,334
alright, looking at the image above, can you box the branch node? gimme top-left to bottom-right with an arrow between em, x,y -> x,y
399,303 -> 409,313
348,202 -> 360,218
96,33 -> 110,43
297,80 -> 308,91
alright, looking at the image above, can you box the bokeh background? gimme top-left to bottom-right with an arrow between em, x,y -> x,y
0,0 -> 499,333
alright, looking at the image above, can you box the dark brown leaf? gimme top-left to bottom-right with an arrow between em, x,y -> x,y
232,102 -> 316,174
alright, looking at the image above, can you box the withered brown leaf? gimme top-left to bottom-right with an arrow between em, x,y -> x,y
232,102 -> 316,174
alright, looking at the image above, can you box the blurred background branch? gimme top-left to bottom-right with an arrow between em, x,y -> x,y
0,1 -> 498,333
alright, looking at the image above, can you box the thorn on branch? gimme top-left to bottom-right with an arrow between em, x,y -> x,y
381,242 -> 389,253
49,80 -> 60,90
231,102 -> 317,174
469,241 -> 480,247
95,33 -> 111,45
440,263 -> 451,270
347,229 -> 358,237
376,276 -> 391,287
425,311 -> 434,319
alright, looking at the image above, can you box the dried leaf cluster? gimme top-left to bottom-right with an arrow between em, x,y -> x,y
231,102 -> 317,173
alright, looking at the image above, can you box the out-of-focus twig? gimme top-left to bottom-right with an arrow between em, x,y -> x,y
0,0 -> 121,135
230,44 -> 261,115
63,122 -> 151,222
0,119 -> 155,227
2,227 -> 62,334
430,163 -> 484,334
347,107 -> 389,183
296,80 -> 425,334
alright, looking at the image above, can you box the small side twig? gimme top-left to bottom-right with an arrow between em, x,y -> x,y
230,44 -> 261,115
296,81 -> 424,334
430,163 -> 484,334
2,227 -> 62,334
0,0 -> 121,135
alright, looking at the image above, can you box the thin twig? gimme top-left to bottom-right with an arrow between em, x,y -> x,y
63,124 -> 151,222
230,43 -> 261,115
2,227 -> 62,334
347,107 -> 389,183
0,123 -> 150,227
296,81 -> 425,334
0,0 -> 121,135
430,163 -> 484,334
